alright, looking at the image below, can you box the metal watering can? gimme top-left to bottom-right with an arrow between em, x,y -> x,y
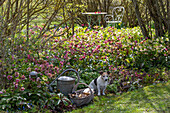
48,69 -> 80,96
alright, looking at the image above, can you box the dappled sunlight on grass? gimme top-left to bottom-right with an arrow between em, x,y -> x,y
71,81 -> 170,113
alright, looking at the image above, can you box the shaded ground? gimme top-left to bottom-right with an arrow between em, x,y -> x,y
71,81 -> 170,113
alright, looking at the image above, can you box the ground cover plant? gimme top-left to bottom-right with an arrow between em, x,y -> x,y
0,25 -> 169,112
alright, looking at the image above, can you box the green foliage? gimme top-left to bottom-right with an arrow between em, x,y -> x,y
0,87 -> 72,112
46,93 -> 73,112
0,25 -> 169,112
107,80 -> 120,94
79,72 -> 99,87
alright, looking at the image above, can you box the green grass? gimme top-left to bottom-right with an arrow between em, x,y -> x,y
70,81 -> 170,113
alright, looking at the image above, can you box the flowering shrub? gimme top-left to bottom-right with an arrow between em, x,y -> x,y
0,25 -> 169,112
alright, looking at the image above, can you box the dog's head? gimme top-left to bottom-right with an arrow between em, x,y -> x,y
99,71 -> 110,81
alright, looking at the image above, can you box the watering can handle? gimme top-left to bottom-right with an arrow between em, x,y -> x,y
48,68 -> 80,88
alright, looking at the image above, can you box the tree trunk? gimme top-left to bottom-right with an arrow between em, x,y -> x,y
132,0 -> 149,38
167,0 -> 170,36
145,0 -> 167,37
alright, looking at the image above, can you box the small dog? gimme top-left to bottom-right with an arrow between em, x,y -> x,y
89,71 -> 110,96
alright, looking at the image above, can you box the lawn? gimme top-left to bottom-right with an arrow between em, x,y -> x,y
71,81 -> 170,113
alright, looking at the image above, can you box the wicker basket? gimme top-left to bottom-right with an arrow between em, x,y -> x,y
69,83 -> 94,107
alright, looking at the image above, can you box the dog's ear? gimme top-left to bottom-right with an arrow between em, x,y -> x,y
107,71 -> 110,75
99,71 -> 103,75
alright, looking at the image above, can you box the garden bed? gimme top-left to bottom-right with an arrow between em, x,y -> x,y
0,26 -> 169,112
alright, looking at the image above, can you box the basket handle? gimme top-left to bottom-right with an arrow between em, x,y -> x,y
72,83 -> 93,95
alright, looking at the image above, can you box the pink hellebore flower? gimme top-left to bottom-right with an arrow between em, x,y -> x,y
16,79 -> 20,83
12,55 -> 14,60
67,62 -> 71,65
27,67 -> 31,72
49,64 -> 53,68
79,58 -> 82,60
82,56 -> 86,59
54,39 -> 58,42
60,61 -> 64,65
37,85 -> 41,88
33,58 -> 36,62
27,54 -> 31,59
29,75 -> 35,81
21,75 -> 26,80
7,75 -> 13,80
15,72 -> 19,77
104,40 -> 108,44
64,54 -> 68,59
92,48 -> 97,53
46,62 -> 49,66
0,91 -> 3,94
20,87 -> 25,91
31,31 -> 35,34
79,56 -> 86,60
39,27 -> 42,30
35,68 -> 38,71
15,83 -> 18,89
45,70 -> 49,75
113,67 -> 117,71
97,45 -> 101,48
36,77 -> 40,82
39,64 -> 44,68
131,46 -> 134,50
47,73 -> 53,78
1,89 -> 6,93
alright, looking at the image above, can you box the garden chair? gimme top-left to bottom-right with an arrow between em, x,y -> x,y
105,6 -> 125,26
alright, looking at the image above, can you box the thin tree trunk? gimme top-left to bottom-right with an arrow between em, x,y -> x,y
167,0 -> 170,36
145,0 -> 165,37
159,0 -> 169,34
0,0 -> 5,6
71,0 -> 74,35
27,0 -> 29,43
155,0 -> 164,36
124,0 -> 129,27
132,0 -> 149,38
